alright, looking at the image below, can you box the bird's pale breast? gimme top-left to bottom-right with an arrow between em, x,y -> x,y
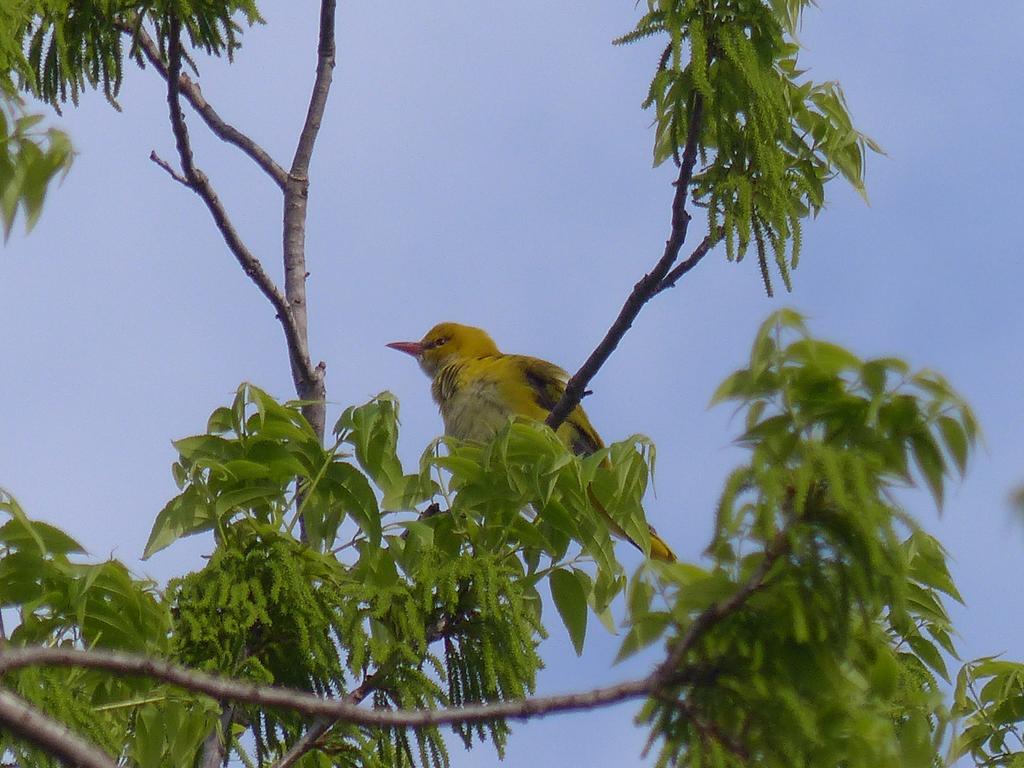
433,363 -> 513,442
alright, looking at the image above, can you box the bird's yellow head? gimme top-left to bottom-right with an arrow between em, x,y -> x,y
387,322 -> 501,377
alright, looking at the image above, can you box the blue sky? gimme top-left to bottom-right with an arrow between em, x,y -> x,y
2,2 -> 1022,764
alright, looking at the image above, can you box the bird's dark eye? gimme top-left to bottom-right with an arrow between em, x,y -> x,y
425,336 -> 449,350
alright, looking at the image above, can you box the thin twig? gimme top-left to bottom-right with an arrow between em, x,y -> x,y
149,150 -> 190,187
653,232 -> 719,295
121,21 -> 289,189
652,693 -> 749,759
0,689 -> 118,768
271,666 -> 381,768
546,93 -> 706,431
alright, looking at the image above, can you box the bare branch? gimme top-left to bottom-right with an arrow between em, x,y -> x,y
0,645 -> 652,728
0,689 -> 118,768
546,94 -> 706,431
292,0 -> 338,179
122,22 -> 289,189
161,18 -> 320,396
280,0 -> 339,441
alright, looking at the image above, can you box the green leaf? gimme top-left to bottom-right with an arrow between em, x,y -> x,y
615,612 -> 671,663
910,429 -> 946,507
335,394 -> 407,495
0,550 -> 53,605
869,650 -> 899,697
0,518 -> 84,556
710,369 -> 754,405
549,568 -> 588,656
132,703 -> 165,768
908,635 -> 949,683
324,462 -> 382,545
143,488 -> 215,559
786,339 -> 860,374
173,434 -> 241,463
937,415 -> 969,475
213,484 -> 283,518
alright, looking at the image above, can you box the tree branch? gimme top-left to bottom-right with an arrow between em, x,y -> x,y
123,22 -> 289,189
0,689 -> 117,768
654,531 -> 790,680
291,0 -> 338,179
653,232 -> 719,296
161,17 -> 321,401
0,646 -> 652,729
199,703 -> 235,768
280,0 -> 338,442
149,149 -> 190,187
270,671 -> 377,768
546,93 -> 706,431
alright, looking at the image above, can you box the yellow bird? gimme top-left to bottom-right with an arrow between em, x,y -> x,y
388,322 -> 676,561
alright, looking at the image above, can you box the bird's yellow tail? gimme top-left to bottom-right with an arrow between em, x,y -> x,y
587,488 -> 676,562
646,527 -> 676,562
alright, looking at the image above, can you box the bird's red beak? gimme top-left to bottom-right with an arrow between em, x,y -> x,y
386,340 -> 423,358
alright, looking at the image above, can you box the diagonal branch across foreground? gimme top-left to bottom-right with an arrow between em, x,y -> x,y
0,542 -> 785,764
0,689 -> 118,768
1,646 -> 647,725
546,94 -> 711,432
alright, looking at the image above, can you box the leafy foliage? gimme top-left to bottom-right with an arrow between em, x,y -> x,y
0,98 -> 72,238
953,658 -> 1024,767
0,0 -> 264,239
0,303 -> 989,767
144,385 -> 557,765
134,380 -> 669,764
0,490 -> 217,767
616,0 -> 882,295
620,311 -> 976,767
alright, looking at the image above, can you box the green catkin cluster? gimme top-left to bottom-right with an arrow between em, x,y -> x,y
169,526 -> 348,756
170,521 -> 543,767
343,548 -> 544,766
16,3 -> 264,109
